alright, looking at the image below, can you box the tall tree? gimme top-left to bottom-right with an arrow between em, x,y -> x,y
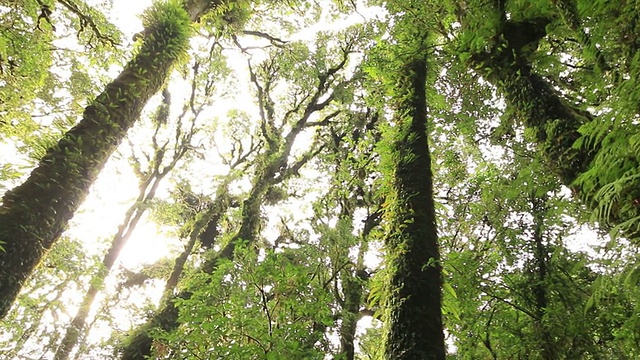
382,58 -> 445,359
309,106 -> 382,360
372,8 -> 446,357
0,0 -> 222,318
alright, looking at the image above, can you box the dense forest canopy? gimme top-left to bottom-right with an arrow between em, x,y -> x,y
1,0 -> 640,359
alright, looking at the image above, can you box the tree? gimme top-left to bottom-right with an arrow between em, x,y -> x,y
440,155 -> 636,358
426,48 -> 637,357
0,0 -> 217,319
310,105 -> 383,360
454,0 -> 640,238
370,4 -> 446,356
380,58 -> 445,359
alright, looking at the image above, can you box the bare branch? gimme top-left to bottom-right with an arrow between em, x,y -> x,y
242,30 -> 288,47
57,0 -> 119,47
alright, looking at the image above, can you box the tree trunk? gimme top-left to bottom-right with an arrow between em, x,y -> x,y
54,198 -> 150,360
468,18 -> 593,186
0,0 -> 221,319
383,57 -> 445,359
119,163 -> 278,360
338,243 -> 368,360
338,209 -> 379,360
164,184 -> 234,297
530,194 -> 556,360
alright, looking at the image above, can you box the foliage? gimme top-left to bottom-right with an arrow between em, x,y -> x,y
3,0 -> 640,359
155,245 -> 333,359
0,236 -> 101,359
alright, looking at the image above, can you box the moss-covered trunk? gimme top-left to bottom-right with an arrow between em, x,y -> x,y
383,57 -> 445,359
0,0 -> 219,319
475,24 -> 640,237
529,194 -> 555,360
458,8 -> 640,234
468,21 -> 593,186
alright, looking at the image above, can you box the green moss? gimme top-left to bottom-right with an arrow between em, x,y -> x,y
139,0 -> 193,67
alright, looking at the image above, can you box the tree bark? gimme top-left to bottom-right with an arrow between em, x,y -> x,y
529,194 -> 556,360
383,57 -> 445,359
468,17 -> 593,186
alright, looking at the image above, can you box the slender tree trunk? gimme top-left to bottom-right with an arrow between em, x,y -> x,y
54,202 -> 149,360
119,148 -> 291,359
115,189 -> 233,360
530,194 -> 556,360
119,167 -> 276,360
338,210 -> 379,360
338,245 -> 367,360
164,184 -> 234,297
383,56 -> 445,359
0,0 -> 220,318
119,131 -> 327,360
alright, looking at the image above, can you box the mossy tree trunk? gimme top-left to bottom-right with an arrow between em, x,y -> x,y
0,0 -> 221,319
383,57 -> 445,359
467,17 -> 593,185
529,193 -> 556,360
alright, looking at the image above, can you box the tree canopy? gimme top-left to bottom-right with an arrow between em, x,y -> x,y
1,0 -> 640,359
